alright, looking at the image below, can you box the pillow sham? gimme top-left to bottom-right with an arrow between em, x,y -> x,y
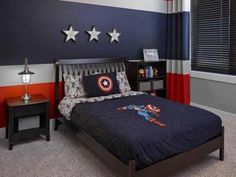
116,71 -> 131,93
83,72 -> 120,97
63,74 -> 86,98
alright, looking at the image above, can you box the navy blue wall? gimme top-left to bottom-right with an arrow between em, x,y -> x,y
0,0 -> 167,65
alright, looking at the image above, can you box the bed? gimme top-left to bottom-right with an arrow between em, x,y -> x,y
54,58 -> 224,177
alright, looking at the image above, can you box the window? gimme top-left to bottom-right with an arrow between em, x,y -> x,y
230,1 -> 236,74
191,0 -> 236,75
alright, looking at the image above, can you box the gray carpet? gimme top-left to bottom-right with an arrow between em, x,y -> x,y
0,117 -> 235,177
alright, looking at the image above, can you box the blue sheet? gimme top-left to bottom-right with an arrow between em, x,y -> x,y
70,94 -> 222,169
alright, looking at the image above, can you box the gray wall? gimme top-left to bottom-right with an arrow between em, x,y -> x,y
191,77 -> 236,114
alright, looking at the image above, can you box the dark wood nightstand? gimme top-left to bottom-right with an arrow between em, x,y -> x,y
5,94 -> 50,150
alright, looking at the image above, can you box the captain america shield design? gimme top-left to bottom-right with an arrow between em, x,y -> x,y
97,76 -> 113,92
145,104 -> 160,113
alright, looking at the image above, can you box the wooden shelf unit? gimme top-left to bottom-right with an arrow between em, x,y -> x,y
126,60 -> 167,98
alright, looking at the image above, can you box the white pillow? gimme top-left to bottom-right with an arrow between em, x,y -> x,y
63,74 -> 86,98
116,71 -> 131,93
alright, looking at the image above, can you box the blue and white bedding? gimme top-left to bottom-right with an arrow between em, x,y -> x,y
59,93 -> 222,169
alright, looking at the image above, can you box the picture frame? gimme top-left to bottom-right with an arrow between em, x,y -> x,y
143,49 -> 159,62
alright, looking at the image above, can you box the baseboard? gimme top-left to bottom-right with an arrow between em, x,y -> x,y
191,102 -> 236,120
0,128 -> 5,139
0,119 -> 55,139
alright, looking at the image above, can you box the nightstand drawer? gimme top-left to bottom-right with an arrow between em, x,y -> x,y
14,103 -> 46,117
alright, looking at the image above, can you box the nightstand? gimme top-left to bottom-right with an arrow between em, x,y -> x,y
5,94 -> 50,150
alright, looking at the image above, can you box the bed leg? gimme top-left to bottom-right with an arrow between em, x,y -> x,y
128,160 -> 136,177
54,119 -> 59,131
219,126 -> 224,161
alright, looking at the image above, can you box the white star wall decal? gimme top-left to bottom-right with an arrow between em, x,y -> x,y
108,28 -> 121,43
87,26 -> 101,42
63,26 -> 79,42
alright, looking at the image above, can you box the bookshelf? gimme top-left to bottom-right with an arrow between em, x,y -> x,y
126,60 -> 167,98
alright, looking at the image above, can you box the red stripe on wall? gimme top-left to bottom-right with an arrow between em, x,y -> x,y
167,73 -> 190,105
0,82 -> 63,128
0,75 -> 190,127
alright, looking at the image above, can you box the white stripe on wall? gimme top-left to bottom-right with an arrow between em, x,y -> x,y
60,0 -> 167,14
167,60 -> 190,75
1,60 -> 191,86
167,0 -> 190,14
0,64 -> 54,87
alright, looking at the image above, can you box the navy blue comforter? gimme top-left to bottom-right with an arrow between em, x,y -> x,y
70,94 -> 222,169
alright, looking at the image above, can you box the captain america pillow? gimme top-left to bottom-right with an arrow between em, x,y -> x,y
83,72 -> 120,97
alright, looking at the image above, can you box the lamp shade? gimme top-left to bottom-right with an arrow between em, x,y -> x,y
21,74 -> 31,84
18,58 -> 34,101
18,58 -> 34,84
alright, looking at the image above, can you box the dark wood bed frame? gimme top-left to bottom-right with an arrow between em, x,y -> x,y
54,58 -> 224,177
